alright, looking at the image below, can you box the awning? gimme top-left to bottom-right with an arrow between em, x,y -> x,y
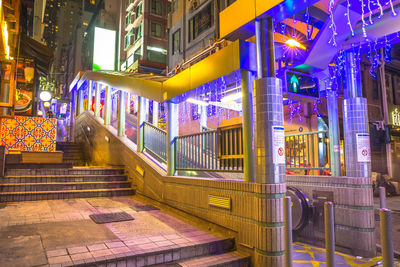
72,40 -> 257,103
19,35 -> 54,75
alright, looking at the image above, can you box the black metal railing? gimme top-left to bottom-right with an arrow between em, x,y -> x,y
143,122 -> 167,162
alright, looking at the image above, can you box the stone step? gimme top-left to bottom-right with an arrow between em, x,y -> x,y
6,163 -> 73,170
57,235 -> 236,267
172,251 -> 250,267
3,174 -> 128,183
6,168 -> 125,176
0,188 -> 135,202
0,181 -> 131,192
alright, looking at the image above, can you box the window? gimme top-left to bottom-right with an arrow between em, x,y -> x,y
134,46 -> 142,62
147,50 -> 166,64
125,12 -> 131,26
136,23 -> 142,40
151,22 -> 162,38
188,4 -> 212,42
172,0 -> 178,12
151,0 -> 162,16
137,2 -> 143,16
172,29 -> 180,55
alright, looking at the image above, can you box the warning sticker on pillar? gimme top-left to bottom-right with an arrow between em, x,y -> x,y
356,133 -> 371,163
272,126 -> 285,164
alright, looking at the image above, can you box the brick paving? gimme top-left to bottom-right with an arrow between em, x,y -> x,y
0,196 -> 240,266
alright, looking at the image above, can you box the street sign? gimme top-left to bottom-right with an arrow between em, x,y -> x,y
285,71 -> 319,99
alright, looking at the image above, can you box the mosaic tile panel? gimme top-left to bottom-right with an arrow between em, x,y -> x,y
0,116 -> 57,152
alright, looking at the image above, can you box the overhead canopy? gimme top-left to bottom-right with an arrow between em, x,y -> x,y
19,35 -> 54,75
72,40 -> 257,103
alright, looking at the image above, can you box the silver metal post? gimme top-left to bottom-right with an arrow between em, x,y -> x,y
137,96 -> 146,152
94,82 -> 100,117
380,186 -> 387,209
324,201 -> 335,267
117,90 -> 126,137
104,86 -> 111,125
284,196 -> 293,267
380,208 -> 394,267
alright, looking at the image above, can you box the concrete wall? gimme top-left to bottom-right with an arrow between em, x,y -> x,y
287,175 -> 375,258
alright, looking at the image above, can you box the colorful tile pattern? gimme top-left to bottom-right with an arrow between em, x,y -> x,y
0,116 -> 57,152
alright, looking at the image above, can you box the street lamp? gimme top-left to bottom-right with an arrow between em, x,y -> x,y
39,91 -> 52,102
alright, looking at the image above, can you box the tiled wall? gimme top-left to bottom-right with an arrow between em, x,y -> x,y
1,116 -> 57,152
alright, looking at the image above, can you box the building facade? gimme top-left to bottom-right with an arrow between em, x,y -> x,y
120,0 -> 170,74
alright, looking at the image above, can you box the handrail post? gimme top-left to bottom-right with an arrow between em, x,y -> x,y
87,80 -> 93,111
167,101 -> 178,176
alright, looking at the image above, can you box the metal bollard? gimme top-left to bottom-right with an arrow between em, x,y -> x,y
324,202 -> 335,267
380,208 -> 394,267
284,196 -> 293,267
380,186 -> 387,209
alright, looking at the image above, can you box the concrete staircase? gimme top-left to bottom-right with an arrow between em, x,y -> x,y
0,167 -> 135,202
57,142 -> 86,166
59,234 -> 249,267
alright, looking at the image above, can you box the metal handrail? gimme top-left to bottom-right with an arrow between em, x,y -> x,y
143,121 -> 167,162
285,130 -> 328,137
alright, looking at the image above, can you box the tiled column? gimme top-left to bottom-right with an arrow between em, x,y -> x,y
326,89 -> 341,176
104,85 -> 111,125
69,89 -> 77,141
167,101 -> 178,176
153,101 -> 159,127
87,80 -> 93,111
343,52 -> 371,178
254,17 -> 285,266
94,82 -> 101,117
241,69 -> 255,182
137,96 -> 146,152
117,90 -> 126,137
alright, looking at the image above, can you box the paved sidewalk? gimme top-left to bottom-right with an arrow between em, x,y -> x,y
0,196 -> 395,267
0,196 -> 231,266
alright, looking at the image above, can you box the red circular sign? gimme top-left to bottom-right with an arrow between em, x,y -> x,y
362,149 -> 368,156
278,147 -> 284,156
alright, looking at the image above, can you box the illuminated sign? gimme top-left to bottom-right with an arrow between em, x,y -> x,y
93,27 -> 116,71
392,108 -> 400,127
285,71 -> 319,98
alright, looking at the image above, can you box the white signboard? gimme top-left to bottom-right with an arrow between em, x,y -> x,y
356,133 -> 371,163
272,126 -> 285,164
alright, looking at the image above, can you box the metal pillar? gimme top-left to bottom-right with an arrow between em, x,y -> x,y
87,80 -> 93,111
343,51 -> 371,178
153,101 -> 159,127
137,96 -> 146,152
327,89 -> 341,176
94,82 -> 101,117
324,202 -> 335,267
104,86 -> 111,125
380,208 -> 394,267
167,101 -> 178,176
254,16 -> 286,266
241,69 -> 255,182
284,196 -> 293,267
78,89 -> 84,115
254,17 -> 285,184
117,90 -> 126,137
379,54 -> 393,178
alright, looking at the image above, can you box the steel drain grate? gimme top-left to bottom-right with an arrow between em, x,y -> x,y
89,212 -> 134,224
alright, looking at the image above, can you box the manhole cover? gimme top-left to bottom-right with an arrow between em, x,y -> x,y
89,212 -> 134,224
131,204 -> 159,212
